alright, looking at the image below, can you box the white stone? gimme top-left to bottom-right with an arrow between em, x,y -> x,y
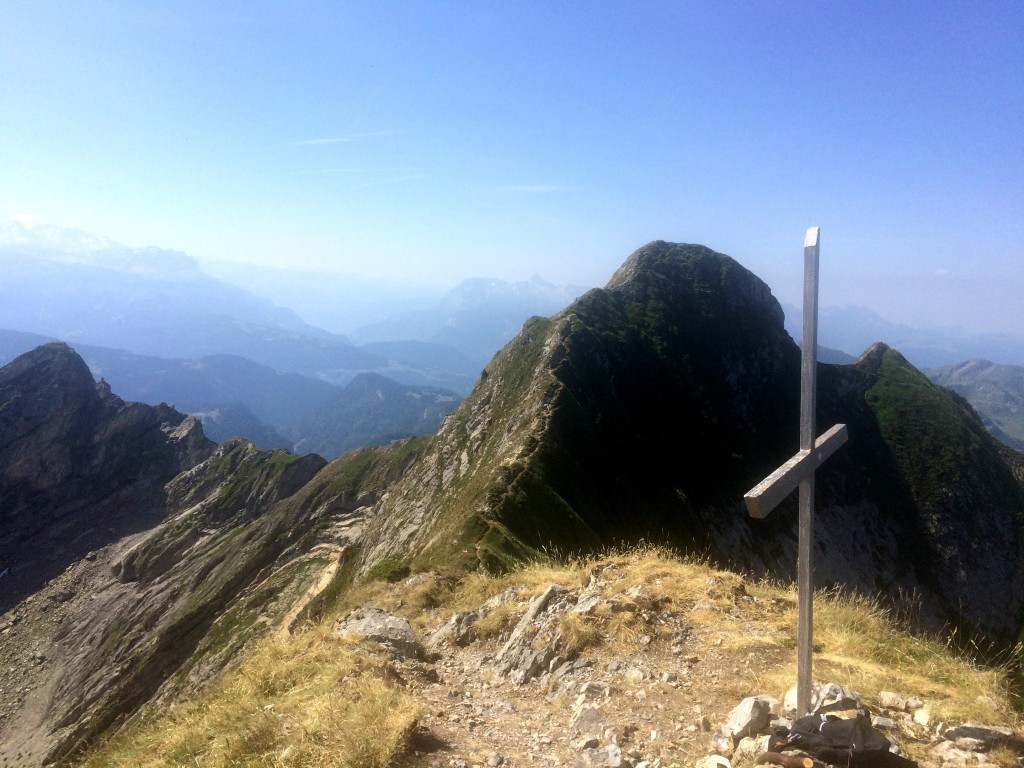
578,680 -> 609,699
732,734 -> 771,766
724,696 -> 772,741
878,691 -> 906,711
570,705 -> 606,740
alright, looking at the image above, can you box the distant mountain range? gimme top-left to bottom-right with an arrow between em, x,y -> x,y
0,222 -> 587,456
925,360 -> 1024,450
784,303 -> 1024,368
0,223 -> 575,391
199,259 -> 446,334
288,372 -> 460,458
350,275 -> 586,365
5,218 -> 1023,463
0,331 -> 458,459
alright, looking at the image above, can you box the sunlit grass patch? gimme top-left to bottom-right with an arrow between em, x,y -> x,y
756,586 -> 1020,726
71,625 -> 421,768
69,542 -> 1021,768
558,611 -> 605,654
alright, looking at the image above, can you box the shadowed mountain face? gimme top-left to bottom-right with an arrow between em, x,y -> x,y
354,242 -> 1024,646
0,343 -> 215,610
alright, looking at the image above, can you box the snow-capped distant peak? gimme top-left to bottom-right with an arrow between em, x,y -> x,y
1,216 -> 120,253
0,216 -> 200,277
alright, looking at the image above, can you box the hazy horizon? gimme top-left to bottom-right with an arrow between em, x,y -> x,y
4,216 -> 1023,365
2,2 -> 1021,336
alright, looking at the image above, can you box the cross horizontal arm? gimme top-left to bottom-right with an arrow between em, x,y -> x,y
744,423 -> 848,519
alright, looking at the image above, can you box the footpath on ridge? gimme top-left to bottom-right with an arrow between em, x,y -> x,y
330,556 -> 1023,768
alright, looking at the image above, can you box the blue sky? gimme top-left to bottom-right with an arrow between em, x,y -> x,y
2,1 -> 1022,334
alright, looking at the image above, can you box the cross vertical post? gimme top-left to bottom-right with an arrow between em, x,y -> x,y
742,227 -> 848,717
797,226 -> 820,717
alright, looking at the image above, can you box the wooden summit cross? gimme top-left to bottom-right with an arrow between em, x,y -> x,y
743,227 -> 848,717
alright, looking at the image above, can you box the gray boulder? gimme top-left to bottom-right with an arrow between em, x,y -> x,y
333,607 -> 421,659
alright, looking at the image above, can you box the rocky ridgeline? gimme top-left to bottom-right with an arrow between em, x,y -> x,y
352,243 -> 1024,648
0,436 -> 332,765
334,567 -> 1023,768
0,342 -> 214,611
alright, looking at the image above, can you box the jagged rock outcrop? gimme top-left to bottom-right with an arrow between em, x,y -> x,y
35,440 -> 328,762
0,342 -> 214,610
334,607 -> 422,659
0,346 -> 349,764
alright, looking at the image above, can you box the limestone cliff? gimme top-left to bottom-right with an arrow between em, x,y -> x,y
0,347 -> 333,763
0,342 -> 214,611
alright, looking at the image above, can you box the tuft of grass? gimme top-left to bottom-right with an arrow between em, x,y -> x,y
366,557 -> 411,583
470,602 -> 519,641
757,584 -> 1021,725
558,612 -> 604,654
69,626 -> 421,768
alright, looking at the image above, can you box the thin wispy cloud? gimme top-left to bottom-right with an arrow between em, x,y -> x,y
489,184 -> 578,194
294,130 -> 403,146
355,174 -> 425,189
303,167 -> 366,174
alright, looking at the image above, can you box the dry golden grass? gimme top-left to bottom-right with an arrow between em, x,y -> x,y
68,544 -> 1021,767
755,585 -> 1021,727
70,626 -> 421,768
470,600 -> 518,640
557,612 -> 604,654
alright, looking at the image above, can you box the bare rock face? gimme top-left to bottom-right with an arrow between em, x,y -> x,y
0,435 -> 334,765
35,440 -> 329,763
334,607 -> 422,659
0,344 -> 344,765
0,342 -> 215,610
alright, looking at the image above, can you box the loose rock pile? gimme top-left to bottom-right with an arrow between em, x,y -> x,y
334,570 -> 1022,768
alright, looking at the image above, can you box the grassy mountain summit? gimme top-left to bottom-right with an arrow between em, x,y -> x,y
356,243 -> 795,566
71,547 -> 1024,768
355,241 -> 1024,645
